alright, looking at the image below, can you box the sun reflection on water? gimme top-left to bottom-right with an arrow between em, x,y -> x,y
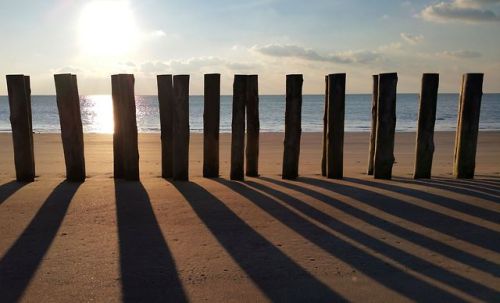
80,95 -> 114,133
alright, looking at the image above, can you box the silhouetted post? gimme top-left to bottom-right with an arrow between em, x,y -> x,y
6,75 -> 35,182
246,75 -> 259,177
54,74 -> 86,182
203,73 -> 220,178
157,75 -> 174,178
453,73 -> 483,179
414,73 -> 439,179
326,74 -> 346,179
374,73 -> 398,179
112,74 -> 139,180
282,74 -> 303,179
367,75 -> 379,175
321,75 -> 328,177
231,75 -> 246,180
172,75 -> 190,181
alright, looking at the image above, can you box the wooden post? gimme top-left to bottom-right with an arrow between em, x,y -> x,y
172,75 -> 190,181
6,75 -> 35,182
54,74 -> 86,182
367,75 -> 379,175
111,74 -> 139,181
282,74 -> 303,179
453,73 -> 483,179
321,75 -> 328,176
203,73 -> 220,178
157,75 -> 174,178
326,74 -> 346,179
246,75 -> 259,177
231,75 -> 246,180
414,73 -> 439,179
374,73 -> 398,179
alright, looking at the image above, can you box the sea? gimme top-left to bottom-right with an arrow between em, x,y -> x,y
0,94 -> 498,133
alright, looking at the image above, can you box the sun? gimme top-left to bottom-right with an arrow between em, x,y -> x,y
78,1 -> 140,56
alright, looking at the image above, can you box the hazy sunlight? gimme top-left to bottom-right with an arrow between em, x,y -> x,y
78,1 -> 140,56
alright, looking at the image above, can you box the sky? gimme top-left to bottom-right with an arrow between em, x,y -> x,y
0,0 -> 499,95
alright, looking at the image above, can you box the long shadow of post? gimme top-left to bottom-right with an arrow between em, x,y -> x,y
172,181 -> 345,303
406,178 -> 500,203
0,181 -> 80,303
215,179 -> 472,302
300,177 -> 500,254
0,181 -> 28,206
258,177 -> 500,278
244,179 -> 500,302
388,178 -> 500,215
114,180 -> 187,303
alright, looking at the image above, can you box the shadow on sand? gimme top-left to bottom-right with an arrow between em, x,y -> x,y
214,178 -> 486,302
0,181 -> 28,206
114,180 -> 188,303
0,181 -> 80,303
172,180 -> 345,302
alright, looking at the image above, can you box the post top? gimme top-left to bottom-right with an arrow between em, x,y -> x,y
379,72 -> 398,76
6,74 -> 27,78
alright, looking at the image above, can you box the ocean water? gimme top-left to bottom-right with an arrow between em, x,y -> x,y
0,94 -> 498,133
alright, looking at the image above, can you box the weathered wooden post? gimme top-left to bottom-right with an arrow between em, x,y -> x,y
172,75 -> 190,181
367,75 -> 379,175
246,75 -> 259,177
54,74 -> 86,182
157,75 -> 174,178
373,73 -> 398,179
203,73 -> 220,178
453,73 -> 483,179
414,73 -> 439,179
321,75 -> 328,177
282,74 -> 303,179
326,73 -> 346,179
111,74 -> 139,180
231,75 -> 246,180
6,75 -> 35,182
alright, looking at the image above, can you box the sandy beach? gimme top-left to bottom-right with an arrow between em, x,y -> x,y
0,131 -> 499,302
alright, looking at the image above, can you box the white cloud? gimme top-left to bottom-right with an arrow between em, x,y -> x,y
400,33 -> 424,44
252,44 -> 381,64
139,57 -> 259,75
420,0 -> 500,23
437,50 -> 482,58
150,30 -> 166,37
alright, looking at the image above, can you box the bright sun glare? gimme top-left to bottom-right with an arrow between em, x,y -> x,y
79,1 -> 140,56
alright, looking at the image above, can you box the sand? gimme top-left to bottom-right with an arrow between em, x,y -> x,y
0,131 -> 499,302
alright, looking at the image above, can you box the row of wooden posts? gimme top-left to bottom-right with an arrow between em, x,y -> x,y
5,72 -> 483,182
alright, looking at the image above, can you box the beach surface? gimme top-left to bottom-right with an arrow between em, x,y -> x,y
0,132 -> 499,302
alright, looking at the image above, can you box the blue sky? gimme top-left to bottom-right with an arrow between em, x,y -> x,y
0,0 -> 499,94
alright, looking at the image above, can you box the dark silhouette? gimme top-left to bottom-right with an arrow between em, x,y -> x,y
0,181 -> 27,206
0,181 -> 80,303
259,176 -> 500,278
172,180 -> 345,302
246,178 -> 499,301
216,179 -> 469,302
114,180 -> 187,302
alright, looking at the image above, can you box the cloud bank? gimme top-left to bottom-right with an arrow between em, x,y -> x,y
252,44 -> 381,64
420,0 -> 500,23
